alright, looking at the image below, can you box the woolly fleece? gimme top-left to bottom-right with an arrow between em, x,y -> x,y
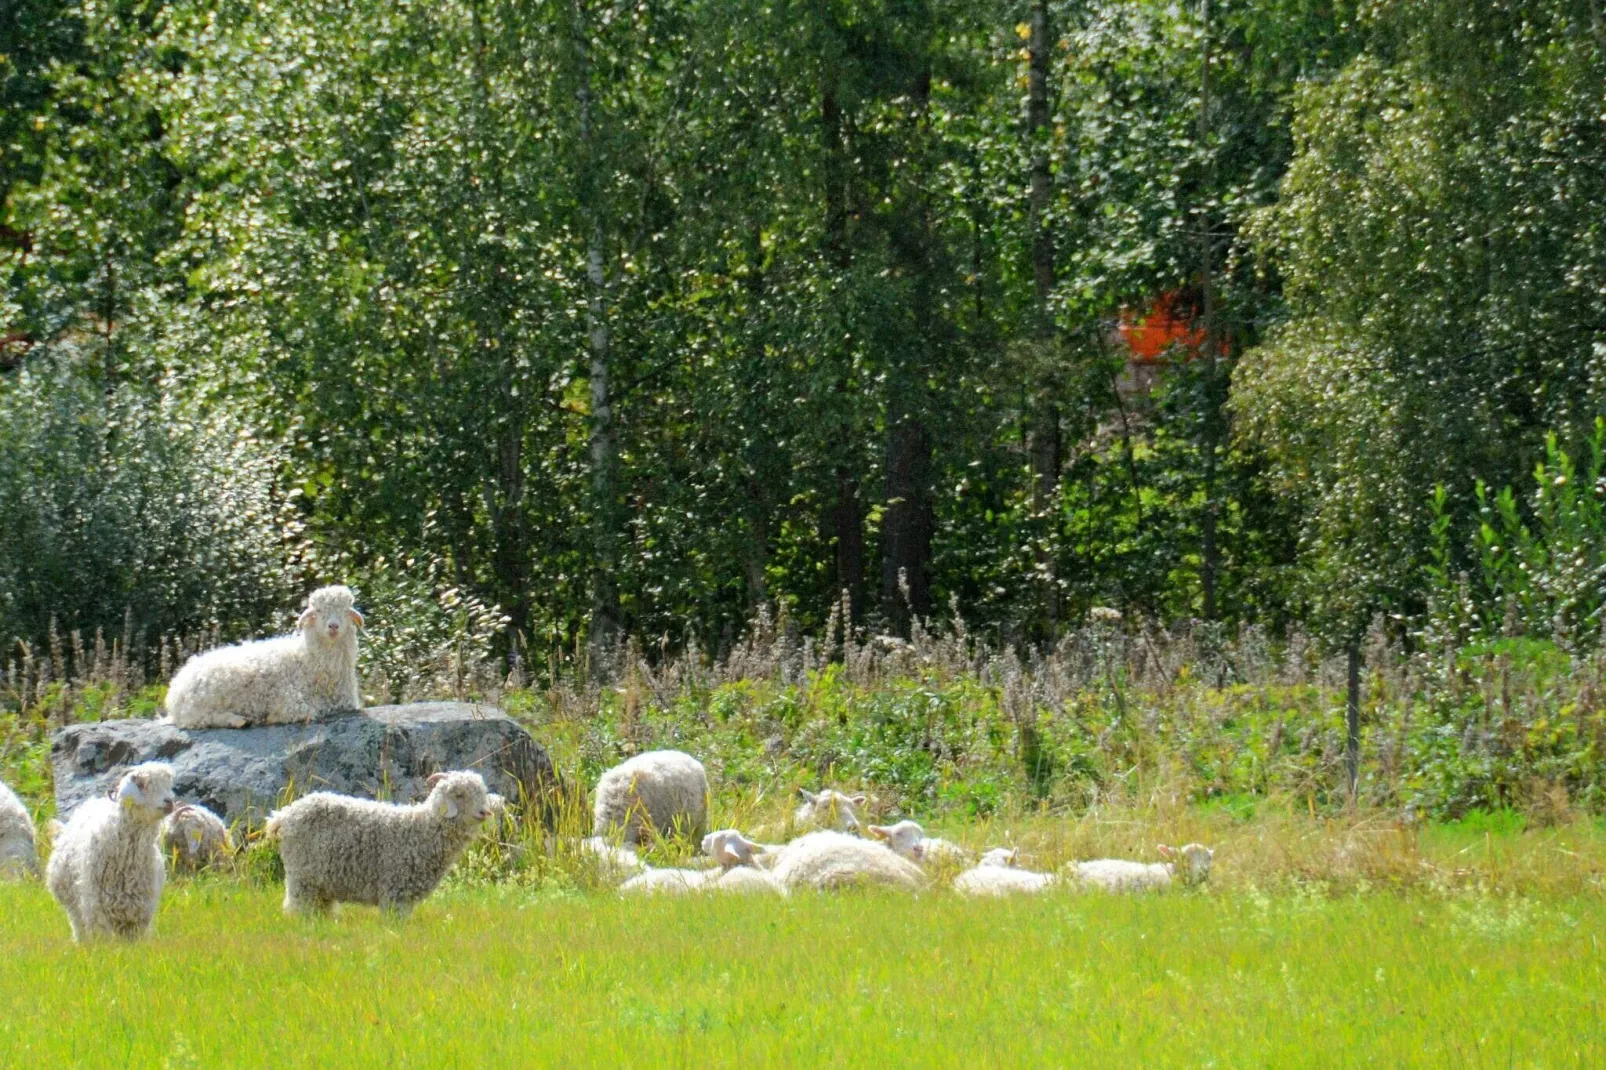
769,830 -> 925,892
165,585 -> 362,729
267,770 -> 493,915
591,750 -> 708,844
0,778 -> 37,878
46,763 -> 174,941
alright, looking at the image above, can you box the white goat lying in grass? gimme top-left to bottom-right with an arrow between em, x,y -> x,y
1068,844 -> 1215,893
868,820 -> 971,867
769,831 -> 924,892
793,789 -> 866,834
160,803 -> 233,871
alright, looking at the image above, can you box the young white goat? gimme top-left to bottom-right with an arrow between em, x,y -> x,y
867,820 -> 971,867
47,763 -> 176,941
1069,844 -> 1215,893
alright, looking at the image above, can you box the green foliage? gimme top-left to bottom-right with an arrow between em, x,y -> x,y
1235,0 -> 1606,643
0,343 -> 306,647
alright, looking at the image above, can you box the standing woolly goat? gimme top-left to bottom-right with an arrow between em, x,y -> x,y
160,803 -> 233,871
47,763 -> 175,941
591,750 -> 708,844
266,771 -> 499,916
0,778 -> 38,878
165,585 -> 364,729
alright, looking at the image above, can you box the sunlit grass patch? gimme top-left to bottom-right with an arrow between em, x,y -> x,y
2,881 -> 1603,1067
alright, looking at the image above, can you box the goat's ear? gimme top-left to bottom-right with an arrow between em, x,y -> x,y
868,825 -> 889,840
297,607 -> 316,630
1156,844 -> 1176,860
798,788 -> 817,803
721,843 -> 741,865
849,794 -> 867,806
426,772 -> 447,789
348,608 -> 364,629
444,796 -> 459,820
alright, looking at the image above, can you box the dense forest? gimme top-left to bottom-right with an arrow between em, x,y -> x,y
3,0 -> 1604,670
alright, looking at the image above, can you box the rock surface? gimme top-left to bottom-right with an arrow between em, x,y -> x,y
52,703 -> 555,828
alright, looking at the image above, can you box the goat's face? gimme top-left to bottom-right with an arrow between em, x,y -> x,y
1157,843 -> 1214,883
116,763 -> 176,820
426,771 -> 493,824
795,788 -> 866,833
701,829 -> 759,868
298,584 -> 363,645
867,820 -> 924,858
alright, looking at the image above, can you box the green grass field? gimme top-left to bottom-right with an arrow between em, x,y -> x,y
2,879 -> 1602,1068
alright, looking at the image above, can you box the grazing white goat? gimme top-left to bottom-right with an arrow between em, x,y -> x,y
165,585 -> 363,729
591,750 -> 709,844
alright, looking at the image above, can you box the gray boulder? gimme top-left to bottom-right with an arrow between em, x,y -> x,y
52,702 -> 555,829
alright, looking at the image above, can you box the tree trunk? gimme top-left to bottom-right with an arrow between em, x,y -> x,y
821,71 -> 865,616
880,64 -> 936,632
1026,0 -> 1061,633
881,400 -> 933,628
1198,0 -> 1220,621
576,0 -> 621,660
832,470 -> 865,619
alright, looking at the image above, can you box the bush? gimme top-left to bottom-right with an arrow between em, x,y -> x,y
0,345 -> 307,652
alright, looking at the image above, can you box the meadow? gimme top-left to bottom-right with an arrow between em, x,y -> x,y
6,623 -> 1606,1066
1,875 -> 1603,1068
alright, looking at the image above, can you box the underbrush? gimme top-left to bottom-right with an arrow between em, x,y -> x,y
5,614 -> 1606,897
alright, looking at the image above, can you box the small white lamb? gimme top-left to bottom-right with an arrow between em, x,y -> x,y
46,763 -> 175,941
619,867 -> 714,895
0,778 -> 38,878
707,865 -> 787,896
591,750 -> 709,844
952,865 -> 1056,897
165,585 -> 363,729
793,788 -> 866,833
867,820 -> 971,867
159,803 -> 232,871
1069,843 -> 1214,893
579,836 -> 645,881
701,828 -> 765,869
266,771 -> 498,916
768,830 -> 925,892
